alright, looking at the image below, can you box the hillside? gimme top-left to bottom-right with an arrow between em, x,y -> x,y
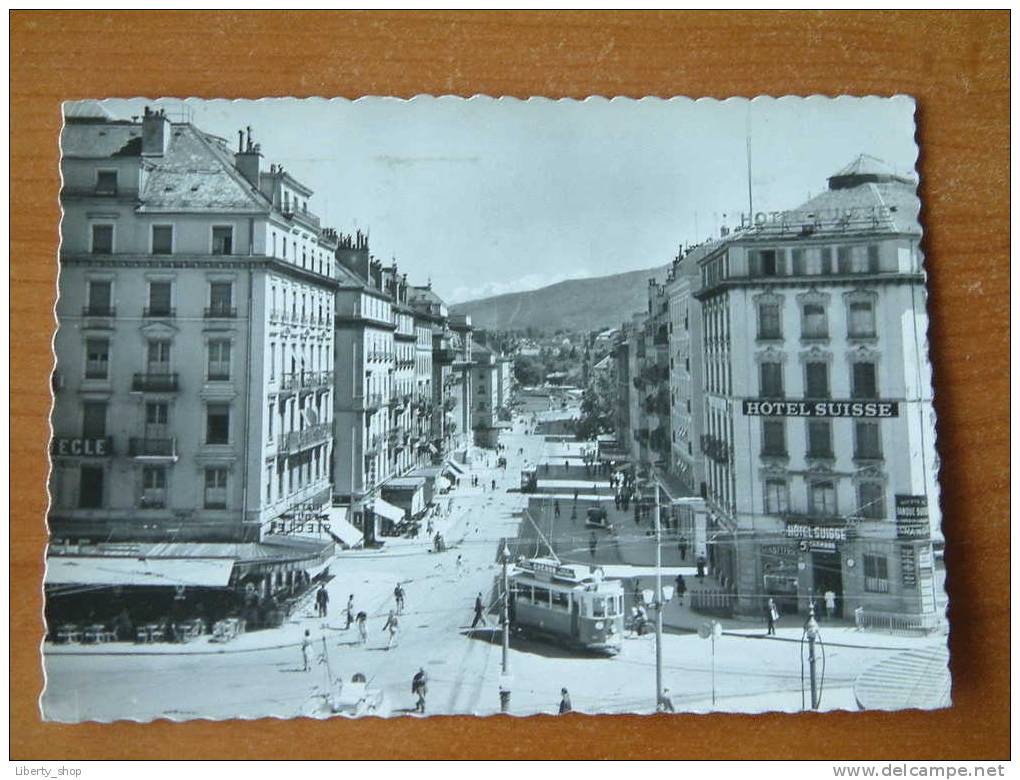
449,264 -> 668,333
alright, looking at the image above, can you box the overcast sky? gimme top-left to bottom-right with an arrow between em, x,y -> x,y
95,96 -> 917,304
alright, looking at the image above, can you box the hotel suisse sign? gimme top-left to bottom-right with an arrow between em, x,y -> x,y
743,400 -> 899,418
51,437 -> 113,457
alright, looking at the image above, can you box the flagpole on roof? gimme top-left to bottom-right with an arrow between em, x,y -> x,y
746,104 -> 754,218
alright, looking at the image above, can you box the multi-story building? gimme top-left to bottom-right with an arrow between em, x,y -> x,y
611,326 -> 632,450
49,105 -> 338,613
495,355 -> 515,419
693,156 -> 939,627
332,234 -> 402,541
447,314 -> 475,454
385,266 -> 417,476
664,241 -> 714,555
471,342 -> 501,447
408,284 -> 455,454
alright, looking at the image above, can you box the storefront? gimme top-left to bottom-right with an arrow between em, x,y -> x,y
43,536 -> 334,639
382,477 -> 427,521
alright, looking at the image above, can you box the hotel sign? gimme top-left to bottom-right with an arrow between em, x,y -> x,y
51,437 -> 112,457
785,521 -> 848,552
895,495 -> 930,540
739,206 -> 893,231
743,400 -> 899,418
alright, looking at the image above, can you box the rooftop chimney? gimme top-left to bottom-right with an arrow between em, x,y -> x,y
234,125 -> 262,188
336,230 -> 370,282
141,106 -> 171,157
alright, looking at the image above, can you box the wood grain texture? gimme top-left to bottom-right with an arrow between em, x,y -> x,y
10,10 -> 1009,760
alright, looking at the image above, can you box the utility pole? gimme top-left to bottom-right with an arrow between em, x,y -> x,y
499,539 -> 512,713
654,479 -> 664,711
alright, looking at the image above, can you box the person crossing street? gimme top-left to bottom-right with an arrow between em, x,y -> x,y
315,584 -> 329,618
394,583 -> 406,614
345,594 -> 355,629
470,592 -> 487,628
412,668 -> 428,714
383,610 -> 400,649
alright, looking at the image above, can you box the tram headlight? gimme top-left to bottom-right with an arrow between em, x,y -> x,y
595,620 -> 604,630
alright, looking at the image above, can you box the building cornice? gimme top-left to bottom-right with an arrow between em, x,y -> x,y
60,252 -> 338,290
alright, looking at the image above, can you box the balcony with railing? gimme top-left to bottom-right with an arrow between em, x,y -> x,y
81,305 -> 116,327
365,433 -> 382,455
700,434 -> 731,464
204,305 -> 237,319
129,437 -> 178,460
132,372 -> 179,392
143,306 -> 175,320
281,423 -> 332,454
363,392 -> 384,412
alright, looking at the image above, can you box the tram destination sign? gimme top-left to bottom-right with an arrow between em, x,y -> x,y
743,400 -> 899,418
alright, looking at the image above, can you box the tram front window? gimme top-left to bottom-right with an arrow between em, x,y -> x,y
552,591 -> 569,610
592,597 -> 606,618
516,584 -> 533,602
533,586 -> 551,607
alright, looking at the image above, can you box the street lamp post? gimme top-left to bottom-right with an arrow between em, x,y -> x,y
499,539 -> 512,713
654,480 -> 664,711
804,602 -> 821,710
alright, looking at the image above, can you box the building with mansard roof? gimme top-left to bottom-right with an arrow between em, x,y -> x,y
48,106 -> 341,627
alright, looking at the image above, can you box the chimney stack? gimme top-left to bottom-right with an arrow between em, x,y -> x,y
142,106 -> 171,157
234,126 -> 262,188
336,231 -> 370,282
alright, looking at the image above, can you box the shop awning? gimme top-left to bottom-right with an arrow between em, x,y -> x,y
436,475 -> 452,491
444,460 -> 466,475
426,444 -> 439,455
371,497 -> 405,523
327,506 -> 363,549
45,555 -> 234,588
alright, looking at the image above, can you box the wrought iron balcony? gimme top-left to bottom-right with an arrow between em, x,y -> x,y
129,437 -> 178,459
204,305 -> 237,319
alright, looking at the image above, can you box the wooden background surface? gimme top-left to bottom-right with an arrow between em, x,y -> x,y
10,10 -> 1010,760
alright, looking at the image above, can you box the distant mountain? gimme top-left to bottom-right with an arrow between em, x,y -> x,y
450,265 -> 669,333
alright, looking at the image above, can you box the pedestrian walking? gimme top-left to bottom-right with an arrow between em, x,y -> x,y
554,500 -> 561,518
824,589 -> 836,619
766,598 -> 778,635
456,554 -> 464,578
558,688 -> 572,714
491,478 -> 496,491
471,592 -> 487,628
394,583 -> 405,614
679,539 -> 688,561
589,532 -> 598,558
674,573 -> 687,605
573,489 -> 579,504
383,610 -> 400,649
301,629 -> 312,671
315,584 -> 329,618
345,594 -> 355,629
356,610 -> 368,644
412,668 -> 428,713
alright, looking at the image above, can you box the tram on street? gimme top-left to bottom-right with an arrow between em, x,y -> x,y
520,467 -> 538,493
510,557 -> 624,654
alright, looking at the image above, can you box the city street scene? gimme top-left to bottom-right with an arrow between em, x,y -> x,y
43,96 -> 948,721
